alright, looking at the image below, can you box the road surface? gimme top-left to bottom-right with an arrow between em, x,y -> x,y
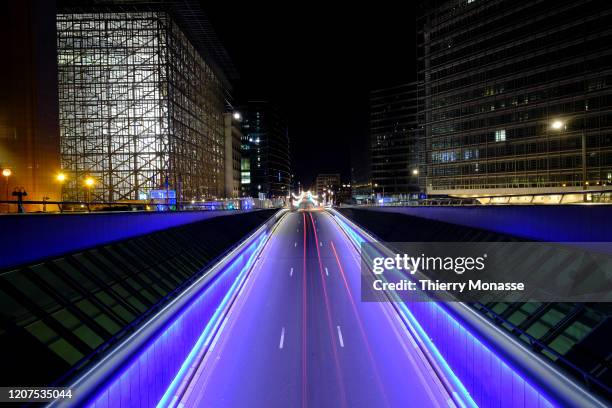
175,209 -> 452,408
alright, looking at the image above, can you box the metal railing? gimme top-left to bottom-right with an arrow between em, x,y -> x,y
52,209 -> 286,407
47,210 -> 279,388
0,199 -> 276,214
348,188 -> 612,207
329,208 -> 609,407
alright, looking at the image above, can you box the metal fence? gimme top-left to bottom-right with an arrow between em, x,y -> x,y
0,199 -> 277,214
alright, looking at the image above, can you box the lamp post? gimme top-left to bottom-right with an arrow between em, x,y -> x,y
551,120 -> 587,192
84,177 -> 95,204
56,172 -> 66,211
374,183 -> 385,205
2,168 -> 11,202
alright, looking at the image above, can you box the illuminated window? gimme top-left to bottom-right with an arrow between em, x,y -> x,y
495,129 -> 506,142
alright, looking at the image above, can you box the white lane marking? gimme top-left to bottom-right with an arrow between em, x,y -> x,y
325,267 -> 329,276
394,313 -> 418,348
290,267 -> 294,276
294,242 -> 297,247
337,325 -> 344,348
209,317 -> 229,351
320,241 -> 323,247
297,229 -> 300,232
279,327 -> 285,349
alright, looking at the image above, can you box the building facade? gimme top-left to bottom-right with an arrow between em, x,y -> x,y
315,173 -> 340,197
370,83 -> 421,198
224,113 -> 242,198
351,182 -> 374,204
240,101 -> 290,198
57,4 -> 228,202
0,0 -> 61,211
418,0 -> 612,197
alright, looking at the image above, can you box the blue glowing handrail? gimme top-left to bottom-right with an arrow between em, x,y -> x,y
52,210 -> 286,407
49,209 -> 282,388
329,208 -> 608,408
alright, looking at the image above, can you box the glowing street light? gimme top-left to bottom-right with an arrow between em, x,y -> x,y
56,172 -> 67,183
551,118 -> 587,194
550,120 -> 565,130
2,168 -> 11,203
412,168 -> 419,176
373,182 -> 385,203
84,177 -> 95,204
233,112 -> 241,120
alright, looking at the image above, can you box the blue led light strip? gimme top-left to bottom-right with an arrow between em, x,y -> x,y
329,209 -> 606,408
332,212 -> 476,407
157,233 -> 267,407
56,211 -> 286,408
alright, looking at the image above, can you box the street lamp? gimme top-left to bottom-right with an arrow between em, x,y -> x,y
2,168 -> 11,202
374,182 -> 385,204
56,172 -> 66,183
550,119 -> 587,191
412,168 -> 419,176
551,120 -> 565,130
84,177 -> 95,203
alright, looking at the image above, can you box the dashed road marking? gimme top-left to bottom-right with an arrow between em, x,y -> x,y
290,267 -> 294,276
325,267 -> 329,276
294,242 -> 297,247
279,327 -> 285,349
337,325 -> 344,348
209,317 -> 229,351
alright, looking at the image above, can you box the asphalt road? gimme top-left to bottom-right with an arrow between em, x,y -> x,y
176,209 -> 452,408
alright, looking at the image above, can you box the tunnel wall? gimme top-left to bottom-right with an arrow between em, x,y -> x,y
347,205 -> 612,241
0,210 -> 261,270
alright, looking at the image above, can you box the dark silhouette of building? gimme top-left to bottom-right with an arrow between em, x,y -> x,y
370,83 -> 421,199
240,101 -> 290,198
0,0 -> 61,211
315,173 -> 340,198
418,0 -> 612,199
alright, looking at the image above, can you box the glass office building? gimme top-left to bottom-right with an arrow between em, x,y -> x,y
57,6 -> 227,202
370,83 -> 421,197
418,0 -> 612,197
240,101 -> 290,198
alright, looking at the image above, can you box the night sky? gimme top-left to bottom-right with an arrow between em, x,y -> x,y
201,3 -> 418,187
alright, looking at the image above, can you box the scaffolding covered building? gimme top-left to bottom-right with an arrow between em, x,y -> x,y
57,0 -> 236,202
